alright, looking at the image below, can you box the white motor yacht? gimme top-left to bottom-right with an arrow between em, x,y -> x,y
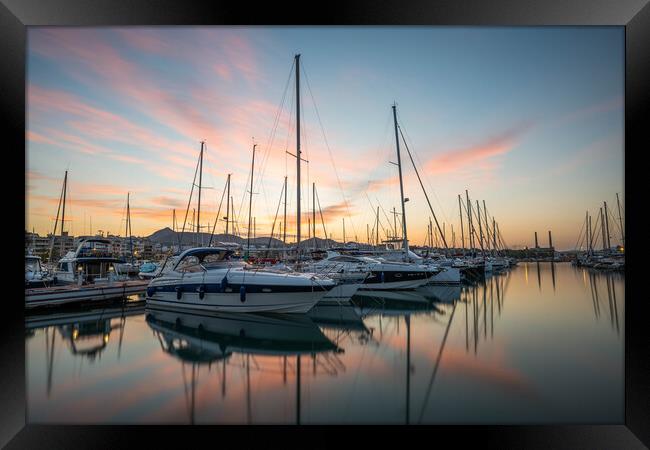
146,247 -> 336,313
53,238 -> 129,284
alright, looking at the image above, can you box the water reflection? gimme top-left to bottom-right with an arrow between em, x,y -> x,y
25,264 -> 624,424
145,307 -> 339,424
585,269 -> 622,335
26,303 -> 145,398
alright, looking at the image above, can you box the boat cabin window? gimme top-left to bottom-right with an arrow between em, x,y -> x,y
59,262 -> 70,272
175,256 -> 203,273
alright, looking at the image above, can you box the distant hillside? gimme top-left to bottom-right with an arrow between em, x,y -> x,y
146,228 -> 353,249
147,227 -> 286,247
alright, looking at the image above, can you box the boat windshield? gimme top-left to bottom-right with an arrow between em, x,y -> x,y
201,252 -> 232,269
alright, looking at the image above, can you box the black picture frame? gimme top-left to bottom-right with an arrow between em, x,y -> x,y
4,0 -> 649,447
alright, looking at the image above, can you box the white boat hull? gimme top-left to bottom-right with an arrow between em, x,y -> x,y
358,278 -> 429,290
146,290 -> 326,313
427,267 -> 461,284
25,281 -> 148,308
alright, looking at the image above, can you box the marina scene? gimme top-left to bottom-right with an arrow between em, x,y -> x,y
26,27 -> 624,423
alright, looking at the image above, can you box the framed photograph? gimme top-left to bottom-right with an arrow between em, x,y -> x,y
6,0 -> 649,447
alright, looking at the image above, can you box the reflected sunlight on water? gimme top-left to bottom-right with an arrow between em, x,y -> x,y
25,263 -> 624,424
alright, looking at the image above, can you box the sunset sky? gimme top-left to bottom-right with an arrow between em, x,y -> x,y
25,27 -> 624,250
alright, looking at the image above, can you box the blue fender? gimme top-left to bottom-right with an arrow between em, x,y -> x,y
198,285 -> 206,300
380,272 -> 385,283
175,285 -> 183,300
240,285 -> 246,302
220,276 -> 228,292
146,287 -> 155,297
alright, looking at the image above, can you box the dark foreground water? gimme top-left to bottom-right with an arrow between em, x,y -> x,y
25,262 -> 624,424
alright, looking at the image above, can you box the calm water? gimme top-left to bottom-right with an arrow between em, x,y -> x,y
25,263 -> 624,424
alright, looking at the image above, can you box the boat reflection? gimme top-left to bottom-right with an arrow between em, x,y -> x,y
26,303 -> 145,397
351,290 -> 441,318
145,306 -> 340,424
308,303 -> 375,348
585,268 -> 622,334
416,284 -> 461,303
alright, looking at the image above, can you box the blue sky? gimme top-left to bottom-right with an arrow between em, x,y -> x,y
26,26 -> 624,249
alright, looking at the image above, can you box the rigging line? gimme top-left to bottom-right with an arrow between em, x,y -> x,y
398,124 -> 449,250
397,111 -> 450,225
302,62 -> 359,240
252,60 -> 295,228
364,192 -> 390,238
178,146 -> 202,249
417,300 -> 458,423
266,180 -> 286,252
208,176 -> 229,247
315,185 -> 329,241
574,216 -> 586,251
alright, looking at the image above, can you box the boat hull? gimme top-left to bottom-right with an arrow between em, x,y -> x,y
25,281 -> 148,309
427,267 -> 461,284
146,289 -> 327,313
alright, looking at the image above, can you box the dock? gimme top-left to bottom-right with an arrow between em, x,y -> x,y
25,280 -> 149,309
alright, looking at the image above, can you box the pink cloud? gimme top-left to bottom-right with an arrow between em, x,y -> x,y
424,122 -> 533,176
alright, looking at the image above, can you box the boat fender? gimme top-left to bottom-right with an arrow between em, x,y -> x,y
380,272 -> 385,283
146,287 -> 155,297
240,285 -> 246,302
198,285 -> 206,300
220,276 -> 228,292
175,285 -> 183,300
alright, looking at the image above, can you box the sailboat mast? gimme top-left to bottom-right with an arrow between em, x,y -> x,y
197,141 -> 204,243
376,206 -> 379,249
60,170 -> 68,256
476,200 -> 485,254
313,182 -> 316,248
343,218 -> 346,244
127,193 -> 133,264
48,171 -> 65,262
392,104 -> 409,258
225,173 -> 231,236
283,176 -> 287,244
247,144 -> 257,256
482,200 -> 490,251
616,193 -> 624,246
604,201 -> 611,250
466,191 -> 474,253
458,194 -> 465,254
600,207 -> 606,251
295,54 -> 302,250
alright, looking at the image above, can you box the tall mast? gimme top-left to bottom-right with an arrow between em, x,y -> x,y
283,176 -> 287,244
476,200 -> 484,254
247,144 -> 257,256
295,54 -> 302,250
616,193 -> 624,246
225,173 -> 231,236
197,141 -> 204,243
458,194 -> 465,254
600,207 -> 606,251
60,170 -> 68,256
393,207 -> 398,240
48,171 -> 66,262
343,218 -> 346,244
392,104 -> 409,259
466,190 -> 473,253
587,213 -> 594,255
604,201 -> 611,250
127,193 -> 133,264
584,211 -> 588,253
482,200 -> 490,252
312,182 -> 316,248
376,206 -> 379,249
493,217 -> 497,255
